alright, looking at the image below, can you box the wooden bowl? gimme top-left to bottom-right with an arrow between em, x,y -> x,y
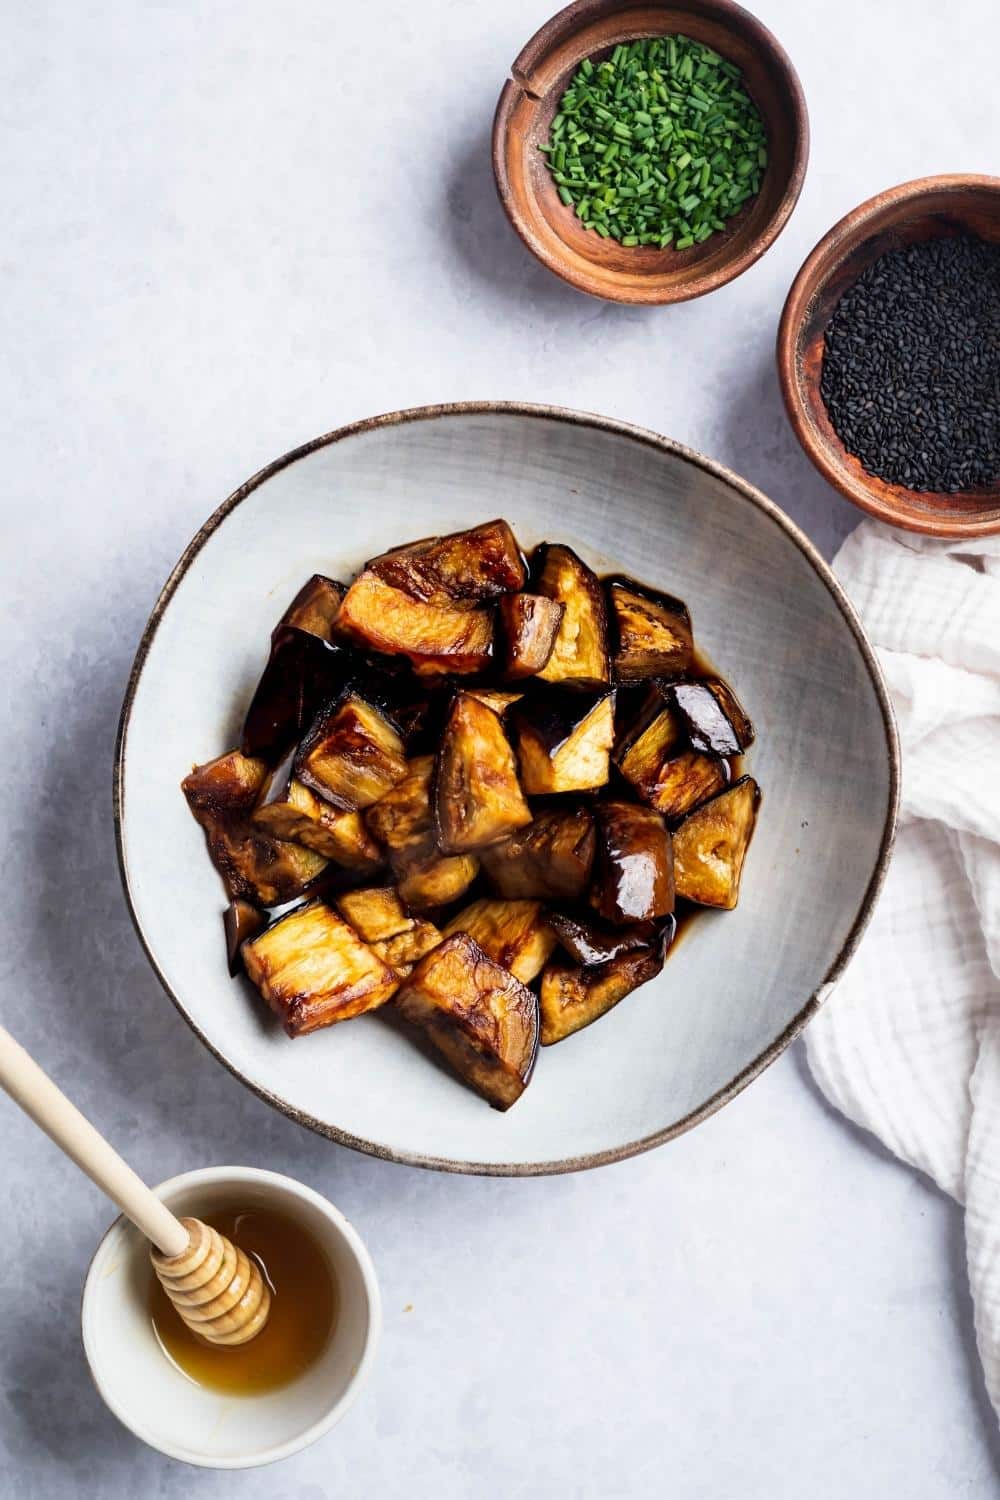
777,175 -> 1000,539
492,0 -> 808,304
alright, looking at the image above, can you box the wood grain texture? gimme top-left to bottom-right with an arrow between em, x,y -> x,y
777,174 -> 1000,539
492,0 -> 808,304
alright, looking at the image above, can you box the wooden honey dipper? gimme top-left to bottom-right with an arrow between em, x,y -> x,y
0,1023 -> 270,1347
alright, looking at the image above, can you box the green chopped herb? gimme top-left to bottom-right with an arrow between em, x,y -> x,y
539,33 -> 767,250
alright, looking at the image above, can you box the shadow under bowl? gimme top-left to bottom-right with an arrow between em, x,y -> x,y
492,0 -> 808,304
777,174 -> 1000,538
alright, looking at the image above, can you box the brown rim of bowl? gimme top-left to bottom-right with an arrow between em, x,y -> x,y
777,173 -> 1000,538
492,0 -> 809,304
114,401 -> 900,1177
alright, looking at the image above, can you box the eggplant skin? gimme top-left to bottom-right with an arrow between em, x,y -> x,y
533,544 -> 611,686
442,899 -> 556,984
395,934 -> 539,1110
336,571 -> 494,676
242,900 -> 400,1037
540,940 -> 667,1045
251,747 -> 383,870
435,693 -> 532,853
606,577 -> 693,682
275,575 -> 346,642
241,627 -> 351,762
367,520 -> 526,609
672,775 -> 760,909
668,678 -> 755,756
514,691 -> 616,795
590,801 -> 675,924
616,705 -> 728,820
224,899 -> 266,976
182,750 -> 328,906
295,693 -> 408,811
498,593 -> 565,679
547,911 -> 654,967
481,807 -> 596,902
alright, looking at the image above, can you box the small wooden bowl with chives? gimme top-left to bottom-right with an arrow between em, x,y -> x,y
777,175 -> 1000,539
492,0 -> 808,305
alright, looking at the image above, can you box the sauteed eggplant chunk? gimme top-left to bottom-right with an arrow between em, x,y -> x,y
480,807 -> 596,902
616,704 -> 729,821
443,899 -> 556,984
241,627 -> 350,762
606,577 -> 693,682
672,776 -> 760,909
334,887 -> 442,972
184,516 -> 762,1108
498,592 -> 565,679
668,679 -> 755,757
275,574 -> 346,641
252,747 -> 383,870
395,934 -> 539,1110
435,693 -> 532,853
547,911 -> 653,967
514,690 -> 616,794
590,802 -> 674,925
539,936 -> 670,1045
295,693 -> 408,811
242,900 -> 401,1037
224,899 -> 267,977
336,572 -> 494,676
182,750 -> 328,905
368,519 -> 526,608
533,544 -> 611,686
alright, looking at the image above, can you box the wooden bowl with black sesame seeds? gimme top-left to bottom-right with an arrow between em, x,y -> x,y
492,0 -> 808,305
778,175 -> 1000,539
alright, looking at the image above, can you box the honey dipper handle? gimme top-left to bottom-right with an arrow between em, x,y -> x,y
0,1024 -> 189,1257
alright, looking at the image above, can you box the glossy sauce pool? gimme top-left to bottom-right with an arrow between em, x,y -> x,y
148,1206 -> 337,1394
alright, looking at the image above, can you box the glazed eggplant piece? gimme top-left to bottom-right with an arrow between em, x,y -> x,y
251,747 -> 383,870
334,887 -> 441,972
498,592 -> 565,679
533,544 -> 611,686
295,692 -> 408,811
539,938 -> 669,1045
442,899 -> 556,984
435,693 -> 531,853
182,750 -> 328,906
668,679 -> 755,757
606,577 -> 693,682
514,690 -> 616,794
242,900 -> 400,1037
480,807 -> 596,902
364,755 -> 437,861
395,934 -> 539,1110
275,574 -> 346,642
590,802 -> 674,925
616,704 -> 729,820
241,627 -> 351,762
397,851 -> 480,911
224,899 -> 267,977
547,910 -> 653,967
367,519 -> 526,608
335,571 -> 493,676
672,776 -> 760,909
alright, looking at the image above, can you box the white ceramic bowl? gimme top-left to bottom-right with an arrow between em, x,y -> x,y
116,403 -> 898,1174
81,1166 -> 381,1468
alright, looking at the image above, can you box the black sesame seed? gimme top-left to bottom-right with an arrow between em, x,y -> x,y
820,234 -> 1000,493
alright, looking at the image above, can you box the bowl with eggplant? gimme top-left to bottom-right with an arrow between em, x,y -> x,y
117,403 -> 897,1174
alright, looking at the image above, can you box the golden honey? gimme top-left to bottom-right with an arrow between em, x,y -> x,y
148,1206 -> 336,1394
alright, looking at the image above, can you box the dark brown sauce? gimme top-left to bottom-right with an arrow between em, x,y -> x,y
148,1206 -> 337,1395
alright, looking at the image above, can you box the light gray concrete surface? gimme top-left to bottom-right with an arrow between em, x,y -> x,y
2,1 -> 998,1494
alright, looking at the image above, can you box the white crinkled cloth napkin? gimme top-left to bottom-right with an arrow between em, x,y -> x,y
804,520 -> 1000,1419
